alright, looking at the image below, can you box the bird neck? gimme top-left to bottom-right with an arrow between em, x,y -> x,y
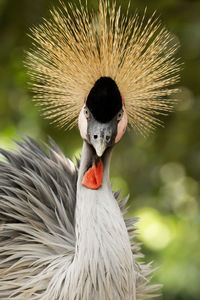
72,141 -> 136,299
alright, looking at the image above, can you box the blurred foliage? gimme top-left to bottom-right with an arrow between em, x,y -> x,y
0,0 -> 200,299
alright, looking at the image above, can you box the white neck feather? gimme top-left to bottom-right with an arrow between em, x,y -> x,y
67,142 -> 136,300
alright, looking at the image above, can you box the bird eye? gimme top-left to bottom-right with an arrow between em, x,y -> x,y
117,110 -> 123,121
84,107 -> 90,119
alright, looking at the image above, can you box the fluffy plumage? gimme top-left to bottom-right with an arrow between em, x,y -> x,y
26,0 -> 180,135
0,138 -> 160,299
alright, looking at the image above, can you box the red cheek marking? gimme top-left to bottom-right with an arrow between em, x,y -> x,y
82,160 -> 103,190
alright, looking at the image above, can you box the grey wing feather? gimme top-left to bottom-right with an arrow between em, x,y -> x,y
0,137 -> 77,299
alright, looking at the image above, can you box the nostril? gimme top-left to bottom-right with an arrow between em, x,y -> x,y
94,135 -> 98,139
106,135 -> 110,141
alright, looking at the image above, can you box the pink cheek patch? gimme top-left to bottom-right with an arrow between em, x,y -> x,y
78,108 -> 87,140
115,108 -> 128,143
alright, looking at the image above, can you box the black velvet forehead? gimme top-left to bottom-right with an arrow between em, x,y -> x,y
86,77 -> 122,123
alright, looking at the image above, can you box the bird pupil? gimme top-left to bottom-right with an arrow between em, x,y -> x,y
86,77 -> 122,123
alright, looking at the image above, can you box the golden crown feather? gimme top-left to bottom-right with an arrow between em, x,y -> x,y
26,0 -> 181,135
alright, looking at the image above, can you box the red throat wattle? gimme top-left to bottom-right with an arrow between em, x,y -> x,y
82,160 -> 103,189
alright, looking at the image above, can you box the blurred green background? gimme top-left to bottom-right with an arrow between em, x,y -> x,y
0,0 -> 199,299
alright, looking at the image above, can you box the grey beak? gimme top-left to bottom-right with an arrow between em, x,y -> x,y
91,138 -> 107,157
87,118 -> 117,157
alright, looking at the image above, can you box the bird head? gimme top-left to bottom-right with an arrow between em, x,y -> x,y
26,1 -> 181,189
78,77 -> 127,158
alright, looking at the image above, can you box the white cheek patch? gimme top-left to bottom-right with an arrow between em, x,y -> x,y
78,107 -> 88,140
115,107 -> 128,143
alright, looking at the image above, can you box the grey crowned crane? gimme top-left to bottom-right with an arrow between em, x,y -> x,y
0,1 -> 180,299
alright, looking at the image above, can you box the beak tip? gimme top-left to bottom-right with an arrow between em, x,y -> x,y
93,141 -> 107,157
95,148 -> 105,158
